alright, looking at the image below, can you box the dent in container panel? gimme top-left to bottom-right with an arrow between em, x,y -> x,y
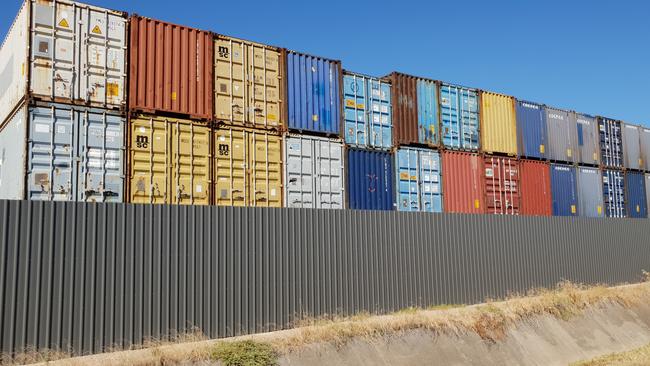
442,151 -> 485,214
347,148 -> 394,210
602,169 -> 626,218
343,71 -> 392,150
598,117 -> 623,168
483,156 -> 520,215
439,82 -> 479,151
546,107 -> 577,163
573,113 -> 600,166
515,100 -> 547,160
625,172 -> 647,218
386,72 -> 418,146
621,123 -> 642,171
395,147 -> 442,212
519,160 -> 552,216
550,164 -> 578,217
576,167 -> 604,218
480,91 -> 517,155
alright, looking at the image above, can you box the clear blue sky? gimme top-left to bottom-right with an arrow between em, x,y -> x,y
2,0 -> 649,125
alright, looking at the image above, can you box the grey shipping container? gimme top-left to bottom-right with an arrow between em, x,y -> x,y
284,134 -> 344,209
546,107 -> 578,163
576,167 -> 604,218
0,101 -> 124,202
622,123 -> 642,171
640,128 -> 650,172
573,113 -> 600,166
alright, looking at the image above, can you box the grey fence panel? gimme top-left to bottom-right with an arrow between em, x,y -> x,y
1,200 -> 650,357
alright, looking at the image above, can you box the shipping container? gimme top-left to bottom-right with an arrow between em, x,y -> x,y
573,113 -> 600,166
386,72 -> 418,146
646,174 -> 650,215
621,122 -> 642,171
439,82 -> 479,150
0,0 -> 128,125
395,147 -> 442,212
602,169 -> 626,218
515,100 -> 547,159
214,127 -> 282,207
546,107 -> 578,163
0,101 -> 124,202
129,16 -> 213,120
641,128 -> 650,172
343,71 -> 392,149
286,51 -> 341,135
483,156 -> 520,215
625,172 -> 647,218
347,148 -> 393,210
576,167 -> 604,218
214,35 -> 285,130
284,134 -> 344,209
441,151 -> 485,214
550,164 -> 578,216
598,117 -> 624,169
519,160 -> 552,216
480,91 -> 517,155
129,115 -> 210,205
416,78 -> 439,146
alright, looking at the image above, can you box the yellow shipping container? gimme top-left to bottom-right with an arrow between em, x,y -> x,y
480,91 -> 518,155
214,35 -> 284,130
129,115 -> 211,205
214,127 -> 282,207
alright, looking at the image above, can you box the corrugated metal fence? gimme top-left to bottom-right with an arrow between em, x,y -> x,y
1,200 -> 650,357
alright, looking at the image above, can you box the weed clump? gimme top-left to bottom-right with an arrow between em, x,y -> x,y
211,340 -> 278,366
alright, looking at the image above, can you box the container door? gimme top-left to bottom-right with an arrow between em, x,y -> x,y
367,79 -> 392,150
516,101 -> 546,159
602,170 -> 626,217
28,105 -> 76,201
575,114 -> 599,165
419,151 -> 442,213
315,139 -> 343,209
440,85 -> 460,148
460,88 -> 480,150
599,119 -> 623,168
250,44 -> 281,128
396,149 -> 419,211
170,122 -> 210,205
249,131 -> 282,207
215,128 -> 247,206
576,168 -> 603,218
129,117 -> 168,204
215,39 -> 246,125
551,166 -> 577,216
417,80 -> 438,145
484,157 -> 520,215
285,136 -> 314,208
77,109 -> 124,202
343,74 -> 367,147
622,124 -> 641,170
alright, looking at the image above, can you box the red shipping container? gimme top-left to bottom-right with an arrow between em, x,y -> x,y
129,16 -> 214,120
483,156 -> 520,215
442,151 -> 485,214
519,160 -> 552,216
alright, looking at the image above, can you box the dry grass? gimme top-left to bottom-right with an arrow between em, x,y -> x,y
571,342 -> 650,366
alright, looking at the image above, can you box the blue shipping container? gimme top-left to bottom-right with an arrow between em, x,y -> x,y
550,164 -> 578,216
347,149 -> 394,210
626,172 -> 647,218
602,169 -> 626,218
516,100 -> 547,159
439,82 -> 479,150
417,79 -> 439,145
287,52 -> 341,135
598,117 -> 624,168
395,147 -> 442,212
343,72 -> 392,149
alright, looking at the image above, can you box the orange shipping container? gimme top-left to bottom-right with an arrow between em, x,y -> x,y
442,151 -> 485,214
519,160 -> 552,216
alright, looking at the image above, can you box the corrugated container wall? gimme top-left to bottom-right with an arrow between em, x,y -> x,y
646,174 -> 650,215
129,115 -> 211,205
480,91 -> 517,155
0,2 -> 28,125
286,51 -> 341,135
598,118 -> 624,169
622,123 -> 642,171
284,134 -> 344,209
214,35 -> 285,130
573,113 -> 600,166
416,78 -> 439,146
214,127 -> 282,207
640,128 -> 650,172
546,107 -> 577,163
515,100 -> 547,159
602,169 -> 626,218
576,167 -> 604,218
347,149 -> 394,210
483,156 -> 520,215
343,72 -> 392,150
387,73 -> 418,146
439,82 -> 479,150
626,172 -> 647,218
0,106 -> 28,199
550,164 -> 578,216
519,160 -> 552,216
442,151 -> 485,214
129,16 -> 213,120
395,147 -> 442,212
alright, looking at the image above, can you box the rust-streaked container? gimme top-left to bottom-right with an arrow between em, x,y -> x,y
129,15 -> 213,120
442,151 -> 485,214
519,160 -> 552,216
214,34 -> 285,131
483,155 -> 520,215
386,72 -> 419,146
480,91 -> 517,155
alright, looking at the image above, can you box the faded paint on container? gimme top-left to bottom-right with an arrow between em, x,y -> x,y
550,164 -> 578,216
395,147 -> 442,212
416,79 -> 439,146
214,127 -> 282,207
0,105 -> 28,199
129,115 -> 210,205
214,35 -> 284,130
0,2 -> 28,125
480,91 -> 517,155
640,128 -> 650,172
129,16 -> 213,120
598,117 -> 624,168
546,107 -> 577,163
347,148 -> 393,210
387,72 -> 418,146
622,123 -> 642,171
573,113 -> 600,166
483,156 -> 520,215
576,167 -> 604,218
286,51 -> 341,135
343,72 -> 392,150
284,134 -> 344,209
440,82 -> 479,150
515,100 -> 546,159
602,169 -> 626,218
519,160 -> 552,216
442,151 -> 485,214
626,172 -> 647,218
